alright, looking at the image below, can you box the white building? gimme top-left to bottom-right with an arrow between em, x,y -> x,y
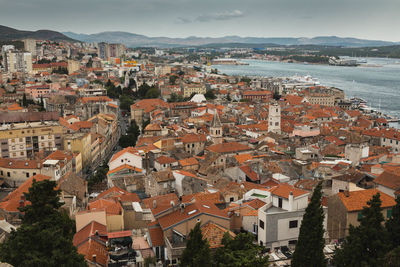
2,49 -> 32,73
268,102 -> 281,134
23,39 -> 37,56
108,147 -> 143,172
257,183 -> 324,249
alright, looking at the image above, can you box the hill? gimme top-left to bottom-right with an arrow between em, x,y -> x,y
62,31 -> 398,48
0,25 -> 76,42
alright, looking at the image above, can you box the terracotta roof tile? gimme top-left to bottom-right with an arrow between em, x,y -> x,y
73,221 -> 107,247
109,147 -> 139,163
148,224 -> 164,247
0,174 -> 51,212
142,193 -> 179,216
77,238 -> 108,267
158,201 -> 228,230
338,189 -> 396,212
374,171 -> 400,191
201,222 -> 235,249
270,183 -> 309,199
179,157 -> 199,167
206,142 -> 252,154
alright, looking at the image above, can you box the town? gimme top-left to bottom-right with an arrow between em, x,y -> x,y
0,37 -> 399,267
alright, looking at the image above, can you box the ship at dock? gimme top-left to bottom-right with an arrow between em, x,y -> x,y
211,58 -> 249,65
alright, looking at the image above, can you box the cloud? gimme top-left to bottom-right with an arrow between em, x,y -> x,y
196,9 -> 244,22
176,10 -> 244,24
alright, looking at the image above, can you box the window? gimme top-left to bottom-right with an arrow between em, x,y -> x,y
289,240 -> 297,245
230,197 -> 234,202
259,219 -> 265,229
7,172 -> 10,177
278,197 -> 283,208
289,220 -> 298,228
26,173 -> 29,178
387,209 -> 392,218
358,212 -> 363,220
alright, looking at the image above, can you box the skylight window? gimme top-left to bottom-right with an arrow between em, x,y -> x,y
188,209 -> 197,215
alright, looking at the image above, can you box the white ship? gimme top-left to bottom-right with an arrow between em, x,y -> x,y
291,75 -> 320,85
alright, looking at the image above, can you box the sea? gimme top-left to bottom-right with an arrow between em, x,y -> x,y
214,58 -> 400,127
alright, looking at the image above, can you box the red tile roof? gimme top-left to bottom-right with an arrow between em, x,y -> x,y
270,183 -> 309,199
77,238 -> 108,267
338,189 -> 396,212
0,174 -> 51,212
95,186 -> 140,203
148,224 -> 164,247
201,222 -> 235,249
206,142 -> 252,154
157,201 -> 228,230
374,171 -> 400,191
73,221 -> 107,247
107,164 -> 142,175
179,157 -> 199,167
181,133 -> 207,144
156,155 -> 177,164
109,147 -> 139,162
142,193 -> 179,217
88,199 -> 122,215
239,165 -> 259,181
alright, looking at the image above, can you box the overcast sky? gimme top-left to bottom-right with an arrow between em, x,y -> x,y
1,0 -> 399,41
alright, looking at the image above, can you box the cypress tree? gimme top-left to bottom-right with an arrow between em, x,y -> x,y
386,196 -> 400,249
0,179 -> 86,266
180,222 -> 211,267
212,232 -> 268,267
22,93 -> 27,107
292,182 -> 326,267
334,193 -> 390,266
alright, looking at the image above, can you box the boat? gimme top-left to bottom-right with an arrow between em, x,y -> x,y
291,75 -> 320,85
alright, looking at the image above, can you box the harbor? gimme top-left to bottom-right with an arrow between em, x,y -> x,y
215,57 -> 400,126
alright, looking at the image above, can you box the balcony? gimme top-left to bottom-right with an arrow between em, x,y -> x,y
165,235 -> 187,259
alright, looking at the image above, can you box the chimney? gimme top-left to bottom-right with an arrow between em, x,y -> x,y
344,190 -> 350,197
153,200 -> 157,209
288,191 -> 294,212
180,203 -> 185,213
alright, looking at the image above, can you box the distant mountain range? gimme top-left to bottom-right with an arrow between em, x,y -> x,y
0,25 -> 398,48
63,31 -> 399,48
0,25 -> 75,42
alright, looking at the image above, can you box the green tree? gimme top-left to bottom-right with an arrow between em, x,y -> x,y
0,179 -> 87,266
334,193 -> 390,267
169,93 -> 184,103
87,163 -> 109,192
204,89 -> 216,100
119,95 -> 134,111
386,197 -> 400,249
144,88 -> 160,99
119,120 -> 141,148
169,75 -> 178,85
240,77 -> 251,86
181,223 -> 211,267
383,246 -> 400,267
292,182 -> 326,267
212,232 -> 268,267
137,83 -> 151,99
22,93 -> 27,107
